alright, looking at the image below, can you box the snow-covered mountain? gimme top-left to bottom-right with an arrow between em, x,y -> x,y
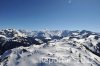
0,29 -> 100,66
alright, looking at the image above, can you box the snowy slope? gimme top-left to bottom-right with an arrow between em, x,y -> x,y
0,29 -> 100,66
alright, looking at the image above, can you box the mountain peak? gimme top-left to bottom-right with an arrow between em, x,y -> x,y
0,29 -> 100,66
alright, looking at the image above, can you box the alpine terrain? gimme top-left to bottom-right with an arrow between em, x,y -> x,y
0,29 -> 100,66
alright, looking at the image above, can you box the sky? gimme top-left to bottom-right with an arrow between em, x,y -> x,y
0,0 -> 100,32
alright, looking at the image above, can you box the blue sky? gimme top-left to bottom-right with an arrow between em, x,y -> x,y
0,0 -> 100,32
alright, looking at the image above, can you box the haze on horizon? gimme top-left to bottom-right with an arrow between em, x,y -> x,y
0,0 -> 100,32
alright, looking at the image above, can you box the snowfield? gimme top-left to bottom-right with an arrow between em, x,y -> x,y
0,29 -> 100,66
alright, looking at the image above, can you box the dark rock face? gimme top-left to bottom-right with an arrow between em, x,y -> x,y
83,45 -> 100,57
51,36 -> 63,40
0,37 -> 6,49
0,37 -> 42,55
94,36 -> 99,40
83,42 -> 100,57
96,42 -> 100,54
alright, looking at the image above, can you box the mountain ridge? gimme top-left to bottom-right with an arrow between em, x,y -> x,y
0,29 -> 100,66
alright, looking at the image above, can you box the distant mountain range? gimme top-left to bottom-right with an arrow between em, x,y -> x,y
0,29 -> 100,66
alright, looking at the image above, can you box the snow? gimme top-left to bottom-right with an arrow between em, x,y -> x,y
0,29 -> 100,66
0,40 -> 99,66
0,35 -> 6,38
